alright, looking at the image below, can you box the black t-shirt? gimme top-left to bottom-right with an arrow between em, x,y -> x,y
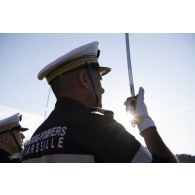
22,98 -> 148,163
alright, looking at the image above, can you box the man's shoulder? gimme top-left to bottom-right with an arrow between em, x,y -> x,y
88,110 -> 128,133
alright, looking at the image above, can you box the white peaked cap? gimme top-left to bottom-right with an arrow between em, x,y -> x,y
0,113 -> 28,134
38,41 -> 111,83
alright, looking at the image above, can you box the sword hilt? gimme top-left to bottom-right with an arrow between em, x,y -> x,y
125,95 -> 137,127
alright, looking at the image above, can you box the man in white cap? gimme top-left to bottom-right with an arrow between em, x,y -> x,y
0,113 -> 28,162
22,42 -> 178,163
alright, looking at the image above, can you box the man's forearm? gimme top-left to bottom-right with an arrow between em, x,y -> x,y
141,126 -> 179,162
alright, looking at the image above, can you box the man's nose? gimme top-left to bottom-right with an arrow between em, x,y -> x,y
101,87 -> 105,94
21,133 -> 25,139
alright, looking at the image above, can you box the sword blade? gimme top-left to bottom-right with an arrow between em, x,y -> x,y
125,33 -> 135,97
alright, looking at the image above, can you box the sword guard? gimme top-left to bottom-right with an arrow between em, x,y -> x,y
131,121 -> 136,127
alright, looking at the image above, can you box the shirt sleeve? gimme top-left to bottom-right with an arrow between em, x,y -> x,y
70,116 -> 147,162
93,122 -> 153,162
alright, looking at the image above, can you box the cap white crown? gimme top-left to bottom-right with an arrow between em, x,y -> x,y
0,113 -> 21,133
38,41 -> 99,80
0,113 -> 28,133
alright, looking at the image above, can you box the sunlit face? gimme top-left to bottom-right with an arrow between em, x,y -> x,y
10,129 -> 25,153
92,70 -> 105,108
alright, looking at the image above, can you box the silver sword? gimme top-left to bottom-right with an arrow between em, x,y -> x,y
125,33 -> 135,97
125,33 -> 137,127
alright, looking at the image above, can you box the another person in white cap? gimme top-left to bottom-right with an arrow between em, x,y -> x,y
0,113 -> 28,162
22,42 -> 178,163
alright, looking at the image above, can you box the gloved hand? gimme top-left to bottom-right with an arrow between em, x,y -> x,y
124,87 -> 155,133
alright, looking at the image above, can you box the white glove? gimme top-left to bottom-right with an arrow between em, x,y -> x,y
125,87 -> 155,133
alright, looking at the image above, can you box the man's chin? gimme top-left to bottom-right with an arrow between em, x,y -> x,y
98,103 -> 102,108
97,99 -> 102,108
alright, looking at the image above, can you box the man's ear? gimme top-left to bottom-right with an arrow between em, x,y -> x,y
78,69 -> 90,89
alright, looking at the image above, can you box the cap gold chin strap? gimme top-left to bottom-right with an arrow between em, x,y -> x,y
9,130 -> 22,153
86,64 -> 100,107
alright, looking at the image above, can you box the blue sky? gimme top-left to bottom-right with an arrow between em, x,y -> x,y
0,33 -> 195,155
